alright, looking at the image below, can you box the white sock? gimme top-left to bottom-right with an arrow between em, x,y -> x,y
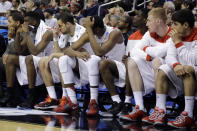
133,91 -> 144,111
156,94 -> 166,112
46,86 -> 57,99
184,96 -> 195,117
62,88 -> 68,98
125,96 -> 132,103
111,95 -> 121,103
66,87 -> 77,104
90,88 -> 98,103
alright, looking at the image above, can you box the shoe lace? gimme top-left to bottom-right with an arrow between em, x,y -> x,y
149,110 -> 159,120
157,112 -> 165,120
174,115 -> 186,124
45,96 -> 52,103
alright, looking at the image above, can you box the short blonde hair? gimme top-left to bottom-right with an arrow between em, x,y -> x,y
149,7 -> 167,23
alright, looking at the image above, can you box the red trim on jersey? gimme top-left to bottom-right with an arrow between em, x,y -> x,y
143,46 -> 149,51
128,30 -> 143,40
182,28 -> 197,42
175,42 -> 183,48
149,26 -> 171,43
173,62 -> 180,69
146,55 -> 151,61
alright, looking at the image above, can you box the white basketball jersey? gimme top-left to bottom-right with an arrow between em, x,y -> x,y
58,34 -> 68,49
68,23 -> 85,44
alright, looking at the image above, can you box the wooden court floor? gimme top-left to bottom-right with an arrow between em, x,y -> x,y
0,120 -> 64,131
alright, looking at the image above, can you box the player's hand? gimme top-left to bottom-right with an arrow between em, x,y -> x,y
122,52 -> 130,64
53,26 -> 60,41
85,16 -> 94,29
174,64 -> 186,77
22,22 -> 29,33
76,52 -> 90,61
8,26 -> 15,38
169,28 -> 182,45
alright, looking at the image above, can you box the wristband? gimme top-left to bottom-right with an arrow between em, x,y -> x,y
143,46 -> 149,52
146,54 -> 151,61
173,62 -> 180,69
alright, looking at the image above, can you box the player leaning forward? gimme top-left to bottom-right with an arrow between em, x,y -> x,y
57,16 -> 125,114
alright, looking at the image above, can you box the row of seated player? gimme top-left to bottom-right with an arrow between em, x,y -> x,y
0,8 -> 197,129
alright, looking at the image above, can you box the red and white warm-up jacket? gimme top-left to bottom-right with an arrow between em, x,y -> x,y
126,30 -> 144,55
131,27 -> 171,61
166,27 -> 197,69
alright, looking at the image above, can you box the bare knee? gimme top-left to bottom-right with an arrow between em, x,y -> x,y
99,59 -> 110,72
6,55 -> 18,65
157,69 -> 167,80
38,58 -> 45,69
25,55 -> 33,65
183,65 -> 195,75
127,58 -> 138,71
